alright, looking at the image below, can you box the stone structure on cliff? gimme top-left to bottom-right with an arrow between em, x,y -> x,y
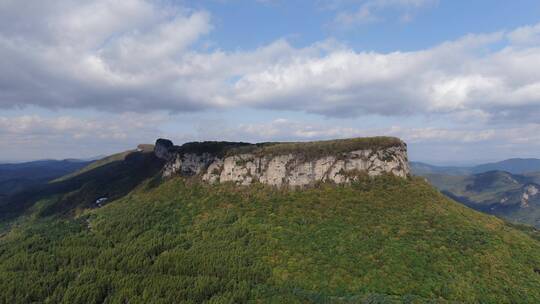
154,137 -> 410,187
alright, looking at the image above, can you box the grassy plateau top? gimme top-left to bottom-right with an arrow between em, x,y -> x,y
162,137 -> 405,159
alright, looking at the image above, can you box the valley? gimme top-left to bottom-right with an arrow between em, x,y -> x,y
412,161 -> 540,228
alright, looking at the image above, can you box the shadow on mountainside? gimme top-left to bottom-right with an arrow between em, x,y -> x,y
0,151 -> 165,221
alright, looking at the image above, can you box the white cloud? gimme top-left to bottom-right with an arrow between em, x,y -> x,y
230,31 -> 540,121
2,1 -> 540,164
1,1 -> 540,126
0,112 -> 170,161
508,23 -> 540,45
0,0 -> 214,111
0,113 -> 164,141
2,112 -> 540,163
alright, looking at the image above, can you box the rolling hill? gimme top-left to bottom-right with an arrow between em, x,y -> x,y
421,170 -> 540,228
473,158 -> 540,175
411,158 -> 540,176
0,149 -> 164,225
409,162 -> 471,176
1,142 -> 540,303
0,159 -> 91,198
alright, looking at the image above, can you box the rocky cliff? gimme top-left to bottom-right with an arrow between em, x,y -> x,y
154,137 -> 410,187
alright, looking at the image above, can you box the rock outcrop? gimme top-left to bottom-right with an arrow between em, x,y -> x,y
154,137 -> 410,187
154,139 -> 174,160
521,184 -> 539,208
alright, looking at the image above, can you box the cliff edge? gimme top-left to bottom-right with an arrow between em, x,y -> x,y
154,137 -> 410,187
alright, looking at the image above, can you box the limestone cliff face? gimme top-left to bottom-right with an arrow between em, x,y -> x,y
155,137 -> 410,187
521,184 -> 539,208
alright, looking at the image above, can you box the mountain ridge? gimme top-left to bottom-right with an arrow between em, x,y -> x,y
412,158 -> 540,176
0,159 -> 92,198
418,169 -> 540,227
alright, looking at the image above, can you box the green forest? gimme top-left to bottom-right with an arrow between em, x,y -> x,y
1,171 -> 540,303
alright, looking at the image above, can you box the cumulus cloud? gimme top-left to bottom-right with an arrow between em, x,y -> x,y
1,0 -> 540,125
0,0 -> 214,111
230,31 -> 540,121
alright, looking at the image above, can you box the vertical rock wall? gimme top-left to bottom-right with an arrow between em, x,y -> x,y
155,138 -> 410,187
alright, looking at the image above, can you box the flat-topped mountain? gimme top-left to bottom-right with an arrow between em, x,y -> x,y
154,137 -> 410,187
2,138 -> 540,302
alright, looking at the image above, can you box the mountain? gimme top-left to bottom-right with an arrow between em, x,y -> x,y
411,158 -> 540,176
1,138 -> 540,303
410,162 -> 471,176
472,158 -> 540,174
0,159 -> 92,197
153,137 -> 410,185
419,170 -> 540,227
0,149 -> 164,223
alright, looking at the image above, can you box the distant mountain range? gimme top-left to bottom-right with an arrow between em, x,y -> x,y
411,158 -> 540,176
412,158 -> 540,228
0,159 -> 91,197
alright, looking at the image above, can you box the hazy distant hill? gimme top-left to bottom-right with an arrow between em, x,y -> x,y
412,158 -> 540,176
0,150 -> 164,222
0,159 -> 91,197
472,158 -> 540,174
410,162 -> 471,175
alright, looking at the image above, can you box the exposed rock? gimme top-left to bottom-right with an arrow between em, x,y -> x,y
154,137 -> 410,187
154,138 -> 174,161
521,184 -> 539,208
163,153 -> 216,178
526,184 -> 539,196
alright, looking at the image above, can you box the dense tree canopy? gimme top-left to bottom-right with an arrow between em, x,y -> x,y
1,174 -> 540,303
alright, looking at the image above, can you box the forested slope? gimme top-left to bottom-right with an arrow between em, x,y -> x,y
1,174 -> 540,303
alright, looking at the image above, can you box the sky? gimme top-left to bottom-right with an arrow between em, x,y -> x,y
2,0 -> 540,165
